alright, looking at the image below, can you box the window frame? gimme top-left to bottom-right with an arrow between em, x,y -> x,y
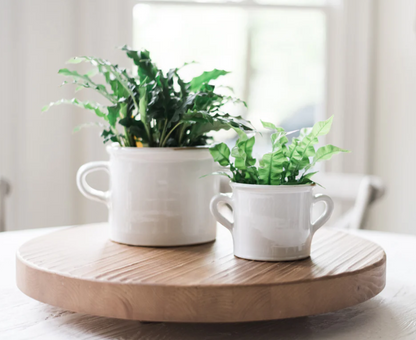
133,0 -> 374,174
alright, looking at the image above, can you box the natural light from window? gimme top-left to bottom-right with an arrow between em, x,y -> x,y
133,1 -> 326,150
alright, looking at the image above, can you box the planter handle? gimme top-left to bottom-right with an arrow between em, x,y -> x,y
210,193 -> 234,232
312,194 -> 334,233
76,161 -> 110,205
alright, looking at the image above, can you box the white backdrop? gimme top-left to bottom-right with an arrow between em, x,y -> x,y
368,0 -> 416,235
0,0 -> 134,230
1,0 -> 415,235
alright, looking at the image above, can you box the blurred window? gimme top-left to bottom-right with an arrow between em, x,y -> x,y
133,0 -> 326,140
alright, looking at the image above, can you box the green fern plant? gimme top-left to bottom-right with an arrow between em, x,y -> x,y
209,116 -> 350,185
43,46 -> 252,147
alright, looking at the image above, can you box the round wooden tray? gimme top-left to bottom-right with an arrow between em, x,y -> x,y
16,224 -> 386,323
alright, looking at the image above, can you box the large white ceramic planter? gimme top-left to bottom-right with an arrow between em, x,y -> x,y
210,183 -> 334,261
77,144 -> 219,246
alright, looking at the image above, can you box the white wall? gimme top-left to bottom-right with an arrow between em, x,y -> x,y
0,0 -> 78,230
368,0 -> 416,234
1,0 -> 415,234
0,0 -> 134,230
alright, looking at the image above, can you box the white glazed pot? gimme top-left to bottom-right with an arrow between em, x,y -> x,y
77,145 -> 219,246
210,183 -> 334,261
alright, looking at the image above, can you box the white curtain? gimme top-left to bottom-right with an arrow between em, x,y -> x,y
0,0 -> 134,230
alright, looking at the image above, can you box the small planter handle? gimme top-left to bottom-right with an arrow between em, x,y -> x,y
312,194 -> 334,233
210,193 -> 234,232
76,162 -> 110,205
211,191 -> 334,236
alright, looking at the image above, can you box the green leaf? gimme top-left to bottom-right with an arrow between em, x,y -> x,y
311,115 -> 333,137
58,68 -> 116,103
258,149 -> 286,185
299,127 -> 312,139
245,166 -> 259,184
261,120 -> 277,130
232,127 -> 248,142
187,119 -> 229,142
189,69 -> 229,92
294,145 -> 316,160
290,116 -> 334,168
231,136 -> 256,169
86,68 -> 99,77
63,57 -> 138,106
313,145 -> 350,164
244,136 -> 256,164
183,112 -> 252,146
139,87 -> 148,123
176,60 -> 198,71
200,171 -> 231,179
73,121 -> 105,133
216,85 -> 234,93
231,144 -> 247,169
285,138 -> 299,158
260,121 -> 288,152
107,106 -> 120,128
271,132 -> 289,151
209,143 -> 231,166
221,96 -> 247,108
261,120 -> 284,132
120,46 -> 158,82
300,171 -> 319,183
58,68 -> 95,86
98,65 -> 130,99
66,57 -> 84,64
176,72 -> 190,99
101,128 -> 119,144
42,98 -> 107,118
290,117 -> 334,173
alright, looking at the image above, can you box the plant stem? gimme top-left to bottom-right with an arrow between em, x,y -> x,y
123,127 -> 131,147
146,123 -> 154,147
110,126 -> 123,146
118,104 -> 131,147
159,119 -> 168,147
160,121 -> 183,147
178,123 -> 188,146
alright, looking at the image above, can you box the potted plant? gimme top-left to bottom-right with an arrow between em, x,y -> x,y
43,46 -> 252,246
209,116 -> 350,261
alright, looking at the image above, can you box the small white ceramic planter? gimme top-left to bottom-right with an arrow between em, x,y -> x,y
210,183 -> 334,261
77,144 -> 219,246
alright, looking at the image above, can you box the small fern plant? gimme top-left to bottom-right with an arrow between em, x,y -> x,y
209,116 -> 350,185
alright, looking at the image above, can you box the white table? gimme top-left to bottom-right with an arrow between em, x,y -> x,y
1,226 -> 416,340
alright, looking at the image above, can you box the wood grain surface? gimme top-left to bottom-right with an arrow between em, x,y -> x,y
16,224 -> 386,323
